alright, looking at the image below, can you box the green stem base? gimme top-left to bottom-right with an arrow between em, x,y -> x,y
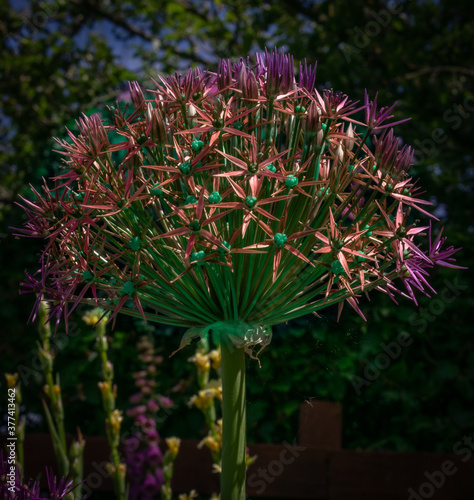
221,333 -> 247,500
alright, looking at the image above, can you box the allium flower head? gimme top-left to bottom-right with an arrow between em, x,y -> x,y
0,451 -> 79,500
260,47 -> 295,97
17,48 -> 463,347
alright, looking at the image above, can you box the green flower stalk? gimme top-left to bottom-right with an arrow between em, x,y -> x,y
161,437 -> 181,500
83,308 -> 126,500
37,300 -> 84,499
18,48 -> 464,499
189,336 -> 256,485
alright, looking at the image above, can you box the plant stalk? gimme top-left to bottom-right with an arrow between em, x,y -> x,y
220,332 -> 246,500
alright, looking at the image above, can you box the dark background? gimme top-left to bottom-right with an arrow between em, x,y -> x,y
1,0 -> 473,481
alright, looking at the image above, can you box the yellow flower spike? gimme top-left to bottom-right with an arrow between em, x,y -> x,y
98,381 -> 110,397
165,437 -> 181,458
190,390 -> 214,411
105,463 -> 116,475
4,373 -> 19,389
105,461 -> 126,482
53,384 -> 61,396
207,379 -> 221,389
209,385 -> 223,401
109,409 -> 123,433
118,463 -> 126,477
198,435 -> 219,452
246,453 -> 258,467
216,419 -> 223,444
43,384 -> 50,396
84,307 -> 109,327
178,491 -> 198,500
188,352 -> 210,372
208,349 -> 221,371
199,386 -> 222,401
82,308 -> 104,326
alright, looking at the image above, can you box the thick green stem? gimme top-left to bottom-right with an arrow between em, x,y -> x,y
220,333 -> 247,500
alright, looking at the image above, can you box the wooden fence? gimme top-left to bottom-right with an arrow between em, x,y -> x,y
2,401 -> 474,499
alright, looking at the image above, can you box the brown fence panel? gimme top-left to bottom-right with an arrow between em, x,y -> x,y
327,449 -> 474,500
298,401 -> 342,450
246,444 -> 328,499
3,400 -> 474,499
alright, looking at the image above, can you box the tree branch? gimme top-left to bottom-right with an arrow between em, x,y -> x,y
401,65 -> 474,80
71,0 -> 210,66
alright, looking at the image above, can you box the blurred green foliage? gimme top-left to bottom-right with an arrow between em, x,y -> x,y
1,0 -> 473,454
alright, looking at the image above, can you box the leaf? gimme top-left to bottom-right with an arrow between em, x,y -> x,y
42,400 -> 69,472
283,400 -> 299,416
170,326 -> 210,357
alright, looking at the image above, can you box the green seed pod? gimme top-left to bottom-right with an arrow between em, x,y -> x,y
248,163 -> 258,174
331,260 -> 345,275
274,233 -> 288,248
128,237 -> 142,251
189,219 -> 201,232
356,252 -> 366,263
245,196 -> 257,208
208,191 -> 222,204
318,186 -> 330,197
191,139 -> 204,152
185,195 -> 198,205
137,134 -> 148,145
151,184 -> 164,197
82,270 -> 94,282
218,241 -> 231,254
265,164 -> 276,173
191,251 -> 206,264
285,175 -> 298,188
179,161 -> 191,175
121,281 -> 136,296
